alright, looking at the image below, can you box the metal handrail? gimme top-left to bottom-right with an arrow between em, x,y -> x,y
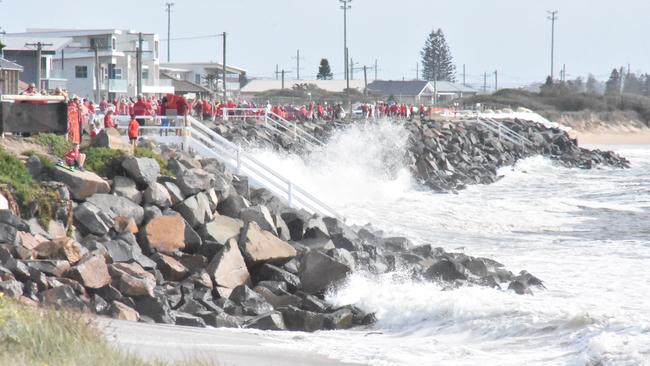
187,116 -> 342,220
481,117 -> 533,145
264,110 -> 325,147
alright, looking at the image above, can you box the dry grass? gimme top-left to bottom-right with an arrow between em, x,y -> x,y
0,294 -> 215,366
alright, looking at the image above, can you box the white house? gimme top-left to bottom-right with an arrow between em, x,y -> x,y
160,62 -> 247,99
9,29 -> 174,100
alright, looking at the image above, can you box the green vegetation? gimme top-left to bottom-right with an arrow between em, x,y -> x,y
0,147 -> 59,227
85,147 -> 171,178
84,147 -> 126,178
34,133 -> 73,156
0,295 -> 214,366
463,87 -> 650,125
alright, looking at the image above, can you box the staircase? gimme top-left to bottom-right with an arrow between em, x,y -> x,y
111,114 -> 342,221
476,116 -> 534,148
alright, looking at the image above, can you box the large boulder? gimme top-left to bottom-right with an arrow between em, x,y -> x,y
176,168 -> 213,197
174,193 -> 212,228
229,285 -> 274,316
86,194 -> 145,225
244,311 -> 286,330
280,306 -> 326,332
39,285 -> 87,311
65,254 -> 111,289
109,262 -> 156,297
217,195 -> 250,218
238,222 -> 297,265
122,157 -> 160,186
135,289 -> 175,324
74,202 -> 113,236
151,253 -> 188,281
198,215 -> 243,245
163,181 -> 185,205
33,238 -> 88,264
112,176 -> 142,204
206,238 -> 250,289
257,263 -> 301,292
423,258 -> 467,282
298,250 -> 351,295
91,127 -> 132,153
140,215 -> 186,254
143,182 -> 172,208
239,205 -> 277,236
53,166 -> 111,200
110,301 -> 140,321
0,223 -> 17,244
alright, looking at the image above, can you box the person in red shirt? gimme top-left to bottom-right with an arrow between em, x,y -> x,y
64,144 -> 86,171
132,95 -> 150,125
104,110 -> 116,129
128,114 -> 140,151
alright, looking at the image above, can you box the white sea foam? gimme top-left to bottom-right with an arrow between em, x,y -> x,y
246,126 -> 650,365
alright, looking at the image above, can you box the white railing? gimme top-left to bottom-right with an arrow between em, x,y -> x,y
102,114 -> 342,221
222,107 -> 325,149
475,116 -> 533,148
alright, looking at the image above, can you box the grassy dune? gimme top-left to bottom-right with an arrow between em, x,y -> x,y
0,294 -> 213,366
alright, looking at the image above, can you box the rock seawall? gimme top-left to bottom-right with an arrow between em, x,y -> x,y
0,142 -> 544,332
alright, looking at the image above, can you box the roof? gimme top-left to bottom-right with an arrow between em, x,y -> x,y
161,73 -> 213,94
1,35 -> 72,52
434,81 -> 478,93
20,29 -> 125,37
161,62 -> 247,75
0,58 -> 24,71
241,79 -> 365,93
366,80 -> 431,96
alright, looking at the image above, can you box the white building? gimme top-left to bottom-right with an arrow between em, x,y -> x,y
160,62 -> 247,98
9,29 -> 174,100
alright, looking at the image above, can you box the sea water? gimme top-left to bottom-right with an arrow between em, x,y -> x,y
247,122 -> 650,366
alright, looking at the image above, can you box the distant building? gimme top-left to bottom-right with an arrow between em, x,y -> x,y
2,35 -> 71,91
161,62 -> 247,100
0,58 -> 24,95
8,29 -> 174,100
240,79 -> 365,98
366,80 -> 478,104
160,73 -> 213,99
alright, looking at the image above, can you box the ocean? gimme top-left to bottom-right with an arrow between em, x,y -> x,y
247,122 -> 650,366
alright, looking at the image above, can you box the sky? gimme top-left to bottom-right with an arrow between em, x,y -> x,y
1,0 -> 650,89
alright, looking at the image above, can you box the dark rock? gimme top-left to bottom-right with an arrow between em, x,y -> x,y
91,294 -> 111,315
423,258 -> 467,282
172,311 -> 207,327
298,250 -> 351,295
229,284 -> 274,316
176,168 -> 213,197
86,194 -> 145,225
217,195 -> 250,218
40,285 -> 87,311
280,306 -> 325,332
0,279 -> 24,299
122,157 -> 160,186
112,176 -> 142,204
257,263 -> 301,292
143,182 -> 172,208
244,311 -> 286,330
135,289 -> 175,324
151,253 -> 189,281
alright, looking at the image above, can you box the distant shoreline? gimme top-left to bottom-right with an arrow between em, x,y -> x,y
571,129 -> 650,145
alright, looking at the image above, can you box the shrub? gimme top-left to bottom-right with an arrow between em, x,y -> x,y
34,133 -> 73,156
84,147 -> 126,178
0,148 -> 58,226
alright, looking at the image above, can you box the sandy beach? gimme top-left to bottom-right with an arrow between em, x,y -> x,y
97,318 -> 362,366
570,128 -> 650,145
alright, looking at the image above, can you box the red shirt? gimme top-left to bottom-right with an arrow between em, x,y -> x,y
128,119 -> 139,138
133,101 -> 149,116
104,114 -> 115,129
176,98 -> 188,116
65,149 -> 79,165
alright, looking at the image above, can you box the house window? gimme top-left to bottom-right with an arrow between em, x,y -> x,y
75,66 -> 88,78
195,74 -> 201,84
154,40 -> 159,59
112,38 -> 116,50
106,64 -> 122,79
142,69 -> 149,80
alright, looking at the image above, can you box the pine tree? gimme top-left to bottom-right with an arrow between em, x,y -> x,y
605,69 -> 622,96
586,74 -> 599,94
623,72 -> 642,95
420,29 -> 456,82
317,58 -> 333,80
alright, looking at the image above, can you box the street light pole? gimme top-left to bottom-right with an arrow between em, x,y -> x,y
165,2 -> 175,63
222,32 -> 226,102
340,0 -> 351,81
547,10 -> 559,80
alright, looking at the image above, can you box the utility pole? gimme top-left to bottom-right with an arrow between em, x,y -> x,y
561,64 -> 566,81
363,65 -> 368,99
165,2 -> 174,62
291,49 -> 303,80
374,59 -> 378,80
222,31 -> 226,102
340,0 -> 352,81
93,45 -> 100,102
281,69 -> 285,89
415,63 -> 419,80
25,42 -> 53,90
275,64 -> 279,80
547,10 -> 559,80
136,32 -> 144,95
494,70 -> 498,92
483,71 -> 487,92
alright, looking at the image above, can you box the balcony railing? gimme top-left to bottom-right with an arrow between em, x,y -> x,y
99,79 -> 129,93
